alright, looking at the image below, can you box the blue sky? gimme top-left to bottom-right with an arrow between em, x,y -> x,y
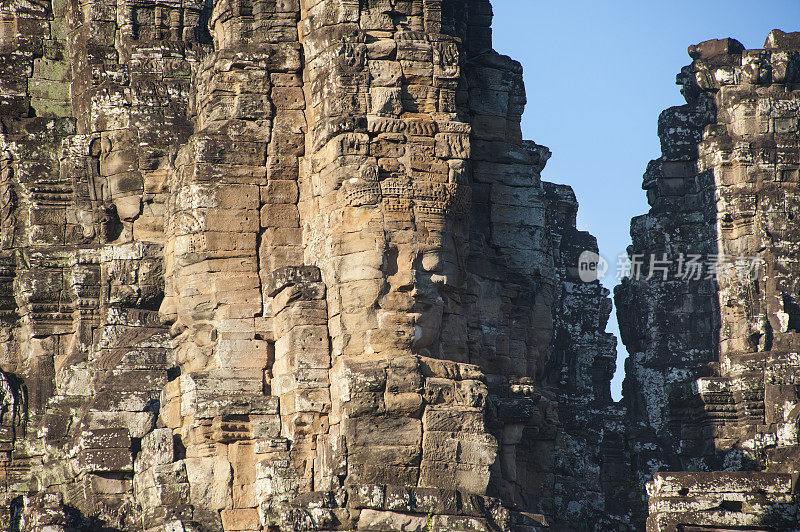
491,0 -> 800,400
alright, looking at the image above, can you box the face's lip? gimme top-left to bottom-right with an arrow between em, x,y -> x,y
409,292 -> 436,307
168,320 -> 188,339
410,295 -> 444,314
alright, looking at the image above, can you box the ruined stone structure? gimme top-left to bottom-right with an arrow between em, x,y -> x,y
0,0 -> 565,529
0,0 -> 798,529
616,31 -> 800,531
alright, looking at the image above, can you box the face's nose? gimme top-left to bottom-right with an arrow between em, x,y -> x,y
158,293 -> 188,339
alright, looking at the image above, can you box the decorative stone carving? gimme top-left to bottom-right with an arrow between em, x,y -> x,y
0,0 -> 797,530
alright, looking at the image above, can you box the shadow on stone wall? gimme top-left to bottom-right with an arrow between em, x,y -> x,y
614,46 -> 724,528
8,496 -> 124,532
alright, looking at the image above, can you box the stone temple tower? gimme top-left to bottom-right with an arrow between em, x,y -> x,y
0,0 -> 799,529
0,0 -> 569,529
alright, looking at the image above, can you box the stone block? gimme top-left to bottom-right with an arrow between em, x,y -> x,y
422,406 -> 485,433
260,203 -> 300,228
435,132 -> 470,159
265,265 -> 322,297
78,447 -> 134,473
357,510 -> 427,531
343,416 -> 421,448
135,428 -> 174,472
274,325 -> 331,371
272,86 -> 305,110
184,456 -> 233,511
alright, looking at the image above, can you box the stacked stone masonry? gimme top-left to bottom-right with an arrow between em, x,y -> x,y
616,30 -> 800,531
0,0 -> 560,529
0,0 -> 797,529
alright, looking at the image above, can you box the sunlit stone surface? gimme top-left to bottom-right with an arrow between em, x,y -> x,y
0,0 -> 797,529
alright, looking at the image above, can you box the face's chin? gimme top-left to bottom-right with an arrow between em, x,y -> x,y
411,305 -> 443,350
407,273 -> 445,350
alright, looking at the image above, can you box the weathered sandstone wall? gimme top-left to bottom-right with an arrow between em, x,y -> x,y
617,31 -> 800,531
0,0 -> 798,529
0,0 -> 585,530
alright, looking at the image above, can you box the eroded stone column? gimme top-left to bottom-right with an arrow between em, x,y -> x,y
296,0 -> 501,503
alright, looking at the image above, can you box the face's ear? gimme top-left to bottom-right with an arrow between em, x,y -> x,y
421,249 -> 442,273
89,137 -> 102,158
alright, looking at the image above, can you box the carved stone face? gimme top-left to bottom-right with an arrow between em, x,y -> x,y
159,3 -> 474,367
353,198 -> 469,358
412,221 -> 467,350
301,21 -> 471,360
